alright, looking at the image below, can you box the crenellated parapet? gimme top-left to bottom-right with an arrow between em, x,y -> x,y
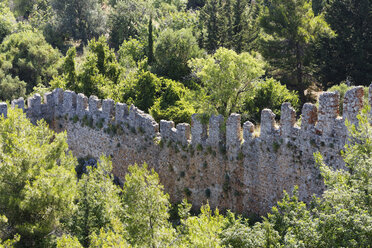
316,92 -> 340,135
0,86 -> 370,151
1,85 -> 371,215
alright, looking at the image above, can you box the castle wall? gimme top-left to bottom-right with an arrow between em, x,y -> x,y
1,84 -> 371,215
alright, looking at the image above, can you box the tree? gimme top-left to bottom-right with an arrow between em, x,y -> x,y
242,78 -> 299,123
68,157 -> 123,247
316,0 -> 372,87
0,68 -> 26,102
121,163 -> 175,247
118,38 -> 146,69
150,79 -> 195,124
199,0 -> 220,52
0,108 -> 77,247
154,28 -> 203,81
189,47 -> 265,117
50,0 -> 106,45
259,0 -> 334,102
0,2 -> 16,43
108,0 -> 148,49
60,37 -> 122,99
0,31 -> 62,94
148,16 -> 154,65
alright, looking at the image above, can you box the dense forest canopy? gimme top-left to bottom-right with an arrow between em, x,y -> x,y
0,0 -> 371,247
0,0 -> 370,124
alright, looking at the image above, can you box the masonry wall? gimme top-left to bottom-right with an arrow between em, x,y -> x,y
1,85 -> 370,215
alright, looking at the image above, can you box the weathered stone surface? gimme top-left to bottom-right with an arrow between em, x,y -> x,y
63,90 -> 77,116
11,98 -> 25,111
343,86 -> 364,126
207,114 -> 224,146
76,93 -> 88,119
243,121 -> 254,142
301,103 -> 317,132
28,94 -> 41,115
89,95 -> 101,121
280,102 -> 296,137
260,109 -> 276,139
115,103 -> 128,124
102,99 -> 115,121
129,105 -> 159,136
226,113 -> 242,157
160,120 -> 176,140
0,102 -> 7,118
176,123 -> 191,145
191,114 -> 208,145
316,92 -> 339,135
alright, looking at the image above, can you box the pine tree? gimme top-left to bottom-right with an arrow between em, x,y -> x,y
316,0 -> 372,87
259,0 -> 334,102
148,16 -> 154,65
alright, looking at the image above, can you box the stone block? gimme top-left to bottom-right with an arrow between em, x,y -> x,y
207,114 -> 224,146
89,95 -> 101,116
28,94 -> 41,116
11,98 -> 25,111
160,120 -> 175,140
0,102 -> 7,118
243,121 -> 255,142
76,93 -> 88,119
102,99 -> 115,121
176,123 -> 191,145
301,103 -> 317,132
343,86 -> 364,126
280,102 -> 296,137
226,113 -> 242,154
316,92 -> 339,135
63,90 -> 77,116
260,109 -> 276,139
53,88 -> 64,106
191,114 -> 208,145
115,103 -> 129,124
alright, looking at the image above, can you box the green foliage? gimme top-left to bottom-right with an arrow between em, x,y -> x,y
189,47 -> 265,117
50,0 -> 106,45
68,157 -> 122,247
0,30 -> 62,94
0,108 -> 77,247
108,0 -> 148,49
150,79 -> 195,124
199,0 -> 262,53
63,47 -> 78,91
242,78 -> 299,123
131,71 -> 161,112
61,36 -> 122,100
259,0 -> 334,101
154,28 -> 202,81
0,2 -> 16,43
118,38 -> 146,69
0,72 -> 26,102
121,163 -> 175,247
316,0 -> 372,87
176,204 -> 224,247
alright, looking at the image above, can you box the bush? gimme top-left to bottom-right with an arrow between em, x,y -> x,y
154,28 -> 203,81
0,30 -> 62,93
242,78 -> 299,124
150,79 -> 195,124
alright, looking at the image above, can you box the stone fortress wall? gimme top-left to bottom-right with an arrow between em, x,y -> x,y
1,84 -> 371,215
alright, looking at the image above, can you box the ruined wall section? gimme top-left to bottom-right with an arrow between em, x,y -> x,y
1,84 -> 371,215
